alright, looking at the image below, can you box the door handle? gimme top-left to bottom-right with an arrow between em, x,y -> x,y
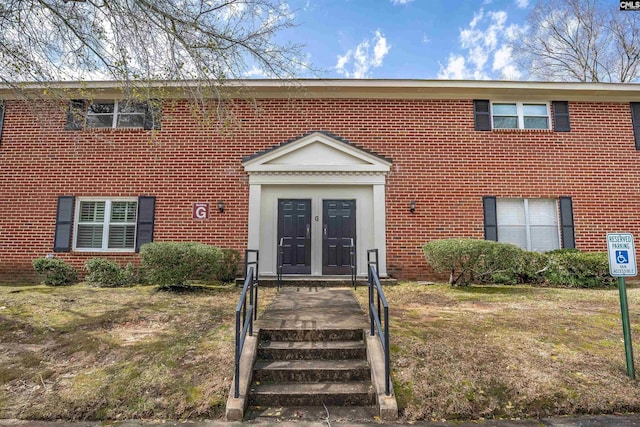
323,225 -> 327,239
306,224 -> 310,239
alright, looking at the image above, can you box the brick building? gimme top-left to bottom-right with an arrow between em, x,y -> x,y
1,79 -> 640,282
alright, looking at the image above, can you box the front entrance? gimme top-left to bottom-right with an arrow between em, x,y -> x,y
323,200 -> 356,275
277,199 -> 311,274
277,198 -> 356,275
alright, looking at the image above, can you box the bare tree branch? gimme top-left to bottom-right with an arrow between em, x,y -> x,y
512,0 -> 640,82
0,0 -> 309,107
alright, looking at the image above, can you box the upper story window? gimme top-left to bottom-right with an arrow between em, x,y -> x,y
475,100 -> 569,132
492,102 -> 550,130
74,198 -> 138,251
86,100 -> 146,129
66,99 -> 161,131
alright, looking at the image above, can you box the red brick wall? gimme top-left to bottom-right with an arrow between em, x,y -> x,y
1,97 -> 638,282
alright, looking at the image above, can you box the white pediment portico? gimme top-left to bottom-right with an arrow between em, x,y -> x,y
242,131 -> 391,176
242,131 -> 391,277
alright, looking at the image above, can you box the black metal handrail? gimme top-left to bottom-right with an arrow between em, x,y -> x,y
276,238 -> 284,290
349,237 -> 357,289
234,265 -> 256,399
244,249 -> 259,321
367,249 -> 390,396
367,249 -> 380,282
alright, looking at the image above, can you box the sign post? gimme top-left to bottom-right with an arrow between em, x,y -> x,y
606,233 -> 637,379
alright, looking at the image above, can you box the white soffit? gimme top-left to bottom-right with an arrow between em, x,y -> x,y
242,132 -> 392,174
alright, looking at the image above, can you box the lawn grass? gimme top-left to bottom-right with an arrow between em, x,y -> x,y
355,283 -> 640,422
0,283 -> 276,421
2,282 -> 639,422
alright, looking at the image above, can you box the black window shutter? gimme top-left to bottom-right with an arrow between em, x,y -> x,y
136,196 -> 156,252
559,197 -> 575,249
0,101 -> 5,144
552,101 -> 570,132
483,196 -> 498,241
54,196 -> 75,252
631,103 -> 640,150
143,99 -> 161,130
474,100 -> 491,131
65,100 -> 84,130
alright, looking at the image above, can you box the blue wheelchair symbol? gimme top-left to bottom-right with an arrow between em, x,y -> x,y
616,250 -> 629,264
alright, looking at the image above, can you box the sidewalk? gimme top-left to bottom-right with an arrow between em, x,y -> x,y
2,413 -> 640,426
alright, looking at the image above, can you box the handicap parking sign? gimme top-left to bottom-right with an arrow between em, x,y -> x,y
616,250 -> 629,264
607,234 -> 637,276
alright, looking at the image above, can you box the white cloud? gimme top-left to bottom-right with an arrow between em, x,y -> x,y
469,9 -> 484,29
516,0 -> 529,8
492,45 -> 511,71
438,7 -> 523,80
221,1 -> 247,20
335,30 -> 391,78
243,65 -> 266,78
391,0 -> 414,4
438,54 -> 467,79
336,52 -> 351,72
373,31 -> 390,66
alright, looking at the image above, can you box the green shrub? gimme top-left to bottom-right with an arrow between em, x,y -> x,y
216,248 -> 241,283
423,239 -> 525,286
424,239 -> 615,288
544,251 -> 614,288
517,250 -> 548,285
140,241 -> 221,288
84,258 -> 135,287
32,257 -> 78,286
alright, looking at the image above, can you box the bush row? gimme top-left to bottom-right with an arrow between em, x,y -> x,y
423,239 -> 615,288
31,242 -> 240,287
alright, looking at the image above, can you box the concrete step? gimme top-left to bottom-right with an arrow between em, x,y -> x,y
260,328 -> 363,342
253,359 -> 371,382
258,340 -> 367,360
244,404 -> 379,423
249,382 -> 375,407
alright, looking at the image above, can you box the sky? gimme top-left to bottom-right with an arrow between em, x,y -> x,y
268,0 -> 534,80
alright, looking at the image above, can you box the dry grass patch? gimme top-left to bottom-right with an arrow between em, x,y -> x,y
355,283 -> 640,422
0,283 -> 275,421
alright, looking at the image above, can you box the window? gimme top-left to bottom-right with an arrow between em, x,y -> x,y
86,100 -> 146,128
496,198 -> 560,252
74,198 -> 137,251
491,102 -> 550,130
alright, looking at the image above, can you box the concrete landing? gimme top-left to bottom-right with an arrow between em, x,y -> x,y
255,286 -> 369,331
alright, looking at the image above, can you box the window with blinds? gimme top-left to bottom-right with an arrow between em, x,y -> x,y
491,102 -> 550,130
74,199 -> 137,251
496,198 -> 560,252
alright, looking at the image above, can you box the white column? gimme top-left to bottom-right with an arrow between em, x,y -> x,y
372,184 -> 387,277
247,184 -> 262,272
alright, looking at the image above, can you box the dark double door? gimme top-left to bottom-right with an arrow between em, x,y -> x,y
277,199 -> 355,275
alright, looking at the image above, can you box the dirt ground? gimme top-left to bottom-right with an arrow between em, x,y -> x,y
0,283 -> 276,421
1,282 -> 639,422
354,283 -> 640,422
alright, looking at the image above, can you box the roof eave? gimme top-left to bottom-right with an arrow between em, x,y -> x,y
1,79 -> 640,102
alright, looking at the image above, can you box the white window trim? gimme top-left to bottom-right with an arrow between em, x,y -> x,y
86,100 -> 145,129
73,196 -> 138,252
497,198 -> 561,252
491,101 -> 550,130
